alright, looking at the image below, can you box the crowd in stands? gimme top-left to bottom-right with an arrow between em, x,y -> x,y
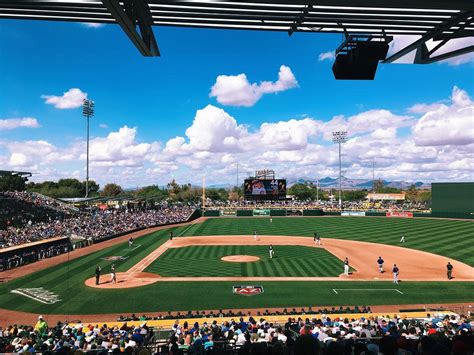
0,317 -> 154,353
206,199 -> 429,212
1,206 -> 194,249
0,240 -> 71,272
161,312 -> 472,354
0,312 -> 471,354
0,192 -> 72,230
117,307 -> 374,322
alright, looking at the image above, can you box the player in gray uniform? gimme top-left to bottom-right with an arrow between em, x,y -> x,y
392,264 -> 399,284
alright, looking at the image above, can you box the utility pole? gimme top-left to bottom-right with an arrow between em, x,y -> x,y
332,131 -> 348,210
372,161 -> 376,193
202,175 -> 206,210
316,179 -> 319,202
82,99 -> 94,198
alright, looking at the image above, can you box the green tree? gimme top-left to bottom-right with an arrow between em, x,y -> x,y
167,179 -> 181,195
343,190 -> 369,201
0,175 -> 27,192
374,179 -> 385,192
288,183 -> 314,200
135,185 -> 168,199
100,183 -> 123,197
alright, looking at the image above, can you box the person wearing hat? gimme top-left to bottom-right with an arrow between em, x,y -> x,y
34,315 -> 48,334
447,262 -> 453,280
95,265 -> 101,285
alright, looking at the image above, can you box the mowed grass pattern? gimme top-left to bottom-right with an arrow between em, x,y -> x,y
184,217 -> 474,266
145,245 -> 344,277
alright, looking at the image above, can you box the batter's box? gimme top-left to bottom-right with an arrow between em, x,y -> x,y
332,288 -> 403,295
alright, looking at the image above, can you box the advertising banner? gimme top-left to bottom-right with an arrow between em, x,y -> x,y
367,193 -> 405,200
341,211 -> 366,216
220,210 -> 237,216
253,209 -> 271,216
386,211 -> 413,218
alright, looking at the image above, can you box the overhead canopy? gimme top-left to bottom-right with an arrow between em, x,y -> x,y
0,0 -> 473,61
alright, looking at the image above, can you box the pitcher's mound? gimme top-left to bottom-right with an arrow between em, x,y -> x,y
221,255 -> 260,263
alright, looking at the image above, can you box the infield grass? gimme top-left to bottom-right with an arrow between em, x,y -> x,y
146,245 -> 345,277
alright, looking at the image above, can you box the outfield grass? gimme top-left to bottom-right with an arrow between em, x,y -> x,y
185,217 -> 474,266
0,217 -> 472,315
146,245 -> 344,277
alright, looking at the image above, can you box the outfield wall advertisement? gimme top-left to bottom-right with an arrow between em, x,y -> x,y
341,211 -> 366,216
386,211 -> 413,218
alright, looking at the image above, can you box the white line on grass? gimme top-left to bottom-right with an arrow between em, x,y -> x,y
123,244 -> 142,252
177,224 -> 194,237
333,289 -> 404,295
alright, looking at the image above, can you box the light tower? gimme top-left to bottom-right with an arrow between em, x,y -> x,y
82,99 -> 95,198
332,131 -> 347,210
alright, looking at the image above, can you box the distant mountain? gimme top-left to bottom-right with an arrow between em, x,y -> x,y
287,177 -> 430,190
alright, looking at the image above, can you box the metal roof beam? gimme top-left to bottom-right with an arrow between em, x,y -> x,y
101,0 -> 160,56
383,11 -> 473,63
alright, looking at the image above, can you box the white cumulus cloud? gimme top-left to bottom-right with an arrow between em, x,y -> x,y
412,86 -> 474,146
318,51 -> 335,62
209,65 -> 298,107
41,88 -> 88,109
0,117 -> 40,130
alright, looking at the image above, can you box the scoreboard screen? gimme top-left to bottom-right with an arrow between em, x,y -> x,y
244,179 -> 286,198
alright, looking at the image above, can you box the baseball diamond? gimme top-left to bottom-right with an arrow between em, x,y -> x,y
0,216 -> 473,320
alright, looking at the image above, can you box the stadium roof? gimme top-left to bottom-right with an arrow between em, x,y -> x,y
1,0 -> 473,62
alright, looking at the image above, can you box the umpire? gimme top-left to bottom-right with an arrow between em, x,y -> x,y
95,265 -> 101,285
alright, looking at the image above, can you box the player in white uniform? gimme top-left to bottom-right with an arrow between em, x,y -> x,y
110,264 -> 117,284
254,231 -> 258,241
400,234 -> 406,243
269,245 -> 274,259
343,257 -> 350,275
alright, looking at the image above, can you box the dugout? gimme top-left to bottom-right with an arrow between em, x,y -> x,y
431,182 -> 474,219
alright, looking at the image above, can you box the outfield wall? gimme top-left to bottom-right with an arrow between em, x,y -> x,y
432,182 -> 474,219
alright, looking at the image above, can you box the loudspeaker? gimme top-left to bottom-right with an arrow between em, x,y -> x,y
332,41 -> 389,80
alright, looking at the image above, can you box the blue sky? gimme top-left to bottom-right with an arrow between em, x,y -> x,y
0,20 -> 473,187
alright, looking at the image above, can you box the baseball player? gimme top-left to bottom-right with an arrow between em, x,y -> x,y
400,234 -> 406,243
377,256 -> 384,273
447,262 -> 453,280
343,257 -> 349,275
269,245 -> 274,259
110,264 -> 116,284
392,264 -> 399,284
314,232 -> 321,245
254,231 -> 258,241
128,237 -> 134,248
270,218 -> 273,223
169,231 -> 173,240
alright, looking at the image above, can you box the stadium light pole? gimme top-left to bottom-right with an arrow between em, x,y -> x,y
332,131 -> 347,210
82,99 -> 95,198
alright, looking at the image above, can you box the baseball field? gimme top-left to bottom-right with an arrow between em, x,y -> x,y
0,216 -> 473,320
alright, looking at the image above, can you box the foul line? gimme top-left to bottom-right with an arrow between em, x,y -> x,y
333,288 -> 403,295
177,223 -> 194,237
124,244 -> 142,252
